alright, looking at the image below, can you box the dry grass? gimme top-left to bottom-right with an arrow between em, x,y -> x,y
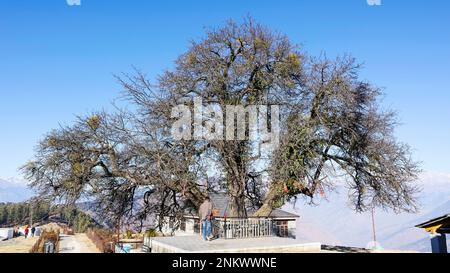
30,229 -> 60,253
0,237 -> 38,253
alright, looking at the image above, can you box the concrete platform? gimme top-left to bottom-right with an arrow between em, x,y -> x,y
149,236 -> 321,253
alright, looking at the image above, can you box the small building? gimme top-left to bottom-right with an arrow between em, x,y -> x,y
160,193 -> 299,239
416,213 -> 450,253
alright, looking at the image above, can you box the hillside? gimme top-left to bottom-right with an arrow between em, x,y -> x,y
285,172 -> 450,252
0,201 -> 100,232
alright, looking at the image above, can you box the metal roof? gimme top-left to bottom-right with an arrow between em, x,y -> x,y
415,213 -> 450,228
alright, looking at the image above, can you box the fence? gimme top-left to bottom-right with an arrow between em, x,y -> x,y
215,218 -> 274,239
143,236 -> 152,251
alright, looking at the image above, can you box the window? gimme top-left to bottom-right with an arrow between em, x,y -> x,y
275,220 -> 289,237
180,218 -> 186,231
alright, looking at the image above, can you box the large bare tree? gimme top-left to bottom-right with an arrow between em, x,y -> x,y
23,18 -> 420,224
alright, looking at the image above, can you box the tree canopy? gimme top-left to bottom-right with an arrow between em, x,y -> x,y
22,18 -> 420,230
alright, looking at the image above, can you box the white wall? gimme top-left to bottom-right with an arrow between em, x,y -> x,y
288,220 -> 297,239
160,217 -> 198,236
0,228 -> 14,240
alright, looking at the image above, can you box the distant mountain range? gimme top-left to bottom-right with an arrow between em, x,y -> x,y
0,178 -> 34,203
2,173 -> 449,252
286,172 -> 450,252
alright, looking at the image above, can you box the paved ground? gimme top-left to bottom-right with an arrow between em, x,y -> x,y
59,234 -> 100,253
321,245 -> 371,253
150,236 -> 321,253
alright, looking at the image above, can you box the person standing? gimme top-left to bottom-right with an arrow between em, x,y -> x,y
198,196 -> 213,241
31,226 -> 36,237
24,225 -> 29,239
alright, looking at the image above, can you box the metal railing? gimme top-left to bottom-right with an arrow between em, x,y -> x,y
215,218 -> 274,239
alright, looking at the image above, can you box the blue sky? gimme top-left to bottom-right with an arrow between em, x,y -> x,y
0,0 -> 449,178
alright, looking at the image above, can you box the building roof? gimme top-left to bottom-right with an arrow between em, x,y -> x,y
416,213 -> 450,234
267,208 -> 300,218
416,214 -> 450,228
184,193 -> 299,219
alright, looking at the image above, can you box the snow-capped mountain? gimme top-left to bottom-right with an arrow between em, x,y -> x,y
0,177 -> 34,203
285,172 -> 450,252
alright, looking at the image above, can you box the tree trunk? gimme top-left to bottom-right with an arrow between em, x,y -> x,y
223,142 -> 250,218
185,190 -> 205,210
253,186 -> 279,217
254,181 -> 316,217
229,194 -> 247,218
227,174 -> 248,217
